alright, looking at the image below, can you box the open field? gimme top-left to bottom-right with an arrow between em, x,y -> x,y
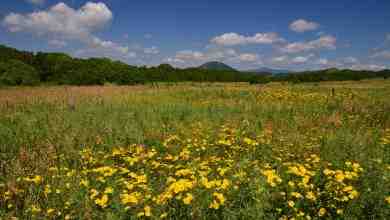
1,80 -> 390,219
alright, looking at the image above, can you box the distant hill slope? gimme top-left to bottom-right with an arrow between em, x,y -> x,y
199,61 -> 237,71
246,67 -> 290,74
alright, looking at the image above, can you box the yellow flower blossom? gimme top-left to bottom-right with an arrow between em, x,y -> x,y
121,192 -> 141,205
95,194 -> 109,208
261,169 -> 282,187
318,208 -> 327,217
305,191 -> 316,201
385,196 -> 390,205
183,193 -> 193,205
104,187 -> 114,194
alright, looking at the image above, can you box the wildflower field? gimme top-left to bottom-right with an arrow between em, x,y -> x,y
0,80 -> 389,219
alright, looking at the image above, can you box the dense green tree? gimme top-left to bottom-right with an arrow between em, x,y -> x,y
0,44 -> 389,86
0,59 -> 39,86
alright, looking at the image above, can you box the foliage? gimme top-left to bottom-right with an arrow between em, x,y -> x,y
0,59 -> 39,86
0,44 -> 389,86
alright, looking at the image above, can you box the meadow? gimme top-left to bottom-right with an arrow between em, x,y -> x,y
0,80 -> 389,219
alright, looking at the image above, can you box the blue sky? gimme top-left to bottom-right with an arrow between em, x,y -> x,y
1,0 -> 390,71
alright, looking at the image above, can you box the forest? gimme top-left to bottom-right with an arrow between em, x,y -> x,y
1,44 -> 389,86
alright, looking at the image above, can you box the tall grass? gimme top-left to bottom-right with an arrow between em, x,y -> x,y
1,80 -> 389,219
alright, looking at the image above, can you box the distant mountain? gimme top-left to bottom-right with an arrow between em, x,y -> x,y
199,61 -> 237,71
246,67 -> 290,75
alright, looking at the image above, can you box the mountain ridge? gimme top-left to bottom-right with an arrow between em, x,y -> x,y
198,61 -> 237,71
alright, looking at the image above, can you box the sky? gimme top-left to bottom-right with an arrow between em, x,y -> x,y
1,0 -> 390,71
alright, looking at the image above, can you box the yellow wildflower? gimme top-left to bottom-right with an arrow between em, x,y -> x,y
261,169 -> 282,187
318,208 -> 327,217
385,196 -> 390,205
90,189 -> 99,199
291,192 -> 303,199
305,191 -> 316,201
183,193 -> 193,205
31,205 -> 41,214
144,205 -> 152,217
95,194 -> 109,208
47,208 -> 55,215
121,192 -> 140,205
104,187 -> 114,194
80,179 -> 89,188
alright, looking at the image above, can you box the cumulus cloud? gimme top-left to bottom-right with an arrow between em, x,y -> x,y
211,32 -> 284,46
289,19 -> 319,33
280,35 -> 336,53
26,0 -> 45,5
175,50 -> 206,61
165,47 -> 261,68
90,37 -> 129,54
316,58 -> 329,65
349,64 -> 386,71
313,57 -> 386,71
371,50 -> 390,59
291,56 -> 309,64
143,46 -> 160,55
144,34 -> 153,39
271,54 -> 314,65
343,57 -> 358,64
271,56 -> 289,64
163,57 -> 185,64
238,53 -> 259,62
3,2 -> 131,58
3,2 -> 112,38
48,39 -> 67,48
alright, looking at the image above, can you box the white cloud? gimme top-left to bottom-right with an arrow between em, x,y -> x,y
26,0 -> 45,5
211,33 -> 246,46
143,46 -> 159,55
386,34 -> 390,41
165,47 -> 261,68
349,64 -> 386,71
291,56 -> 309,64
271,54 -> 314,65
3,2 -> 130,58
126,52 -> 137,59
211,32 -> 284,46
371,51 -> 390,59
144,34 -> 153,39
90,37 -> 129,54
163,57 -> 185,64
238,53 -> 259,62
289,19 -> 319,33
280,35 -> 336,53
343,57 -> 358,64
3,2 -> 112,38
48,39 -> 67,48
272,56 -> 289,64
175,50 -> 206,61
316,58 -> 329,65
313,57 -> 386,71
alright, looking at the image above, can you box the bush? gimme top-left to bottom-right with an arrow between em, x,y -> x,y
0,59 -> 39,86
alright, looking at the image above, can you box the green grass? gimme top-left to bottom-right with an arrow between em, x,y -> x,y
0,80 -> 390,219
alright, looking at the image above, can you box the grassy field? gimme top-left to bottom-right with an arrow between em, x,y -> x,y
0,80 -> 390,219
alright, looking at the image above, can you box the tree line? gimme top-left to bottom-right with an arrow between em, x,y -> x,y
0,44 -> 389,86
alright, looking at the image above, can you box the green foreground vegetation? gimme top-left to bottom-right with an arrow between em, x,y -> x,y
0,80 -> 389,219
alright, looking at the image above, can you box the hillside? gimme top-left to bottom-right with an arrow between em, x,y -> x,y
246,67 -> 290,75
199,61 -> 237,71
